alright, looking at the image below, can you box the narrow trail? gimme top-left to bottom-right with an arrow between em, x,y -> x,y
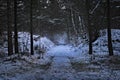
47,45 -> 74,69
45,45 -> 76,80
1,45 -> 120,80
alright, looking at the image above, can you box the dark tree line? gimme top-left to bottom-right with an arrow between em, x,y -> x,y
84,0 -> 116,55
0,0 -> 119,56
6,0 -> 34,55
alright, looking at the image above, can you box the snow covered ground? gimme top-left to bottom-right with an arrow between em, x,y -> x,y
93,29 -> 120,56
0,29 -> 120,80
0,44 -> 120,80
0,32 -> 55,56
18,32 -> 55,53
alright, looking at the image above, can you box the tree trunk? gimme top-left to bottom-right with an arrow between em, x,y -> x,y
86,0 -> 92,55
71,8 -> 78,37
30,0 -> 34,55
7,0 -> 13,56
70,8 -> 78,46
107,0 -> 113,56
66,15 -> 70,44
14,0 -> 19,54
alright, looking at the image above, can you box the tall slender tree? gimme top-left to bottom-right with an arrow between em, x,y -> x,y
66,15 -> 70,44
14,0 -> 19,53
86,0 -> 92,55
7,0 -> 13,55
106,0 -> 113,56
30,0 -> 34,55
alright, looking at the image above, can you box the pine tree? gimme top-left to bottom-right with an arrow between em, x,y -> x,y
7,0 -> 13,56
107,0 -> 113,56
14,0 -> 19,54
30,0 -> 34,55
86,0 -> 92,55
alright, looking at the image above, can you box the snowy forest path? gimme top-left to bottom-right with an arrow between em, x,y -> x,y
47,45 -> 75,69
51,56 -> 71,68
45,45 -> 76,79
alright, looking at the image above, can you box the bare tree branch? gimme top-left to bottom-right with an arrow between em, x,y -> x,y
90,0 -> 101,14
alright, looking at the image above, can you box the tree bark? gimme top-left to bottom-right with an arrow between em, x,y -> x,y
14,0 -> 19,54
107,0 -> 113,56
30,0 -> 34,55
86,0 -> 92,55
7,0 -> 13,56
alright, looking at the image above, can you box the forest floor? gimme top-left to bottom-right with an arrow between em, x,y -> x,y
0,45 -> 120,80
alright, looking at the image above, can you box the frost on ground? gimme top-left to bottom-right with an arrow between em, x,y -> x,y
93,29 -> 120,56
70,29 -> 120,80
0,32 -> 55,56
0,29 -> 120,80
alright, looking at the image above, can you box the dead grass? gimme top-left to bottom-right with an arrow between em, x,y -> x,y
71,55 -> 120,72
71,62 -> 100,72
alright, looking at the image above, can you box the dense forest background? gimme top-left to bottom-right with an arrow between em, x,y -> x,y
0,0 -> 120,80
0,0 -> 120,55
